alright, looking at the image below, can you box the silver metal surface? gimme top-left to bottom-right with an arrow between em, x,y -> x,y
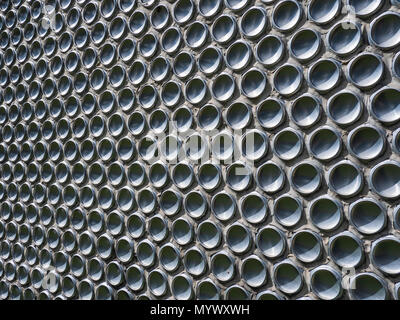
0,0 -> 400,301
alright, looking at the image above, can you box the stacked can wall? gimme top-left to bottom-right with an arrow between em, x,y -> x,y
0,0 -> 400,300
